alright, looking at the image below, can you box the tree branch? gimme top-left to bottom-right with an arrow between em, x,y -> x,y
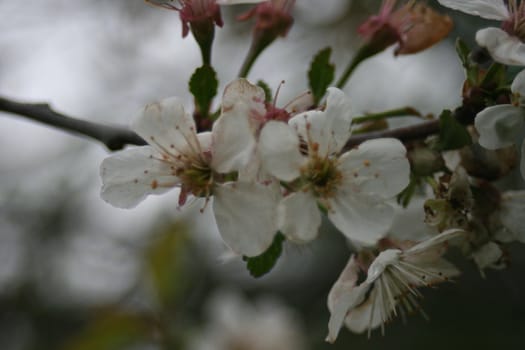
0,96 -> 146,151
0,95 -> 443,153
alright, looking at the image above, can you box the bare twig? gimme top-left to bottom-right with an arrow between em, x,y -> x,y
0,96 -> 146,151
0,95 -> 443,152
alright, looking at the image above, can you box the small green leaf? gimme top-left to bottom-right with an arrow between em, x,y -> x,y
189,64 -> 218,115
481,62 -> 506,89
455,37 -> 470,68
308,47 -> 335,105
434,110 -> 472,151
455,38 -> 479,85
257,80 -> 273,103
243,233 -> 285,278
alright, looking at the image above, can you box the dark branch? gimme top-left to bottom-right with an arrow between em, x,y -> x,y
344,119 -> 440,150
0,95 -> 443,152
0,96 -> 146,151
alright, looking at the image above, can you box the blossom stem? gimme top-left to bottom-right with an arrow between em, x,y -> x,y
238,34 -> 273,78
336,25 -> 400,89
352,107 -> 422,124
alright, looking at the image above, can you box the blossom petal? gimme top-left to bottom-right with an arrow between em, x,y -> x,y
500,190 -> 525,243
278,191 -> 321,243
476,28 -> 525,66
100,146 -> 179,208
437,0 -> 509,20
328,195 -> 394,245
511,69 -> 525,97
405,228 -> 465,255
290,88 -> 353,155
259,121 -> 305,181
521,140 -> 525,180
326,256 -> 370,343
212,79 -> 266,173
213,182 -> 279,257
339,138 -> 410,199
133,97 -> 201,156
475,104 -> 523,149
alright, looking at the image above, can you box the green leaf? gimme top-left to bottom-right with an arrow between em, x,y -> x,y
481,62 -> 506,89
257,80 -> 273,103
243,233 -> 285,278
434,110 -> 472,151
308,47 -> 335,105
189,64 -> 218,115
455,38 -> 479,85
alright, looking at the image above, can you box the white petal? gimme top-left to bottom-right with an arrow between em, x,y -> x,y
511,70 -> 525,98
437,0 -> 509,20
328,195 -> 394,245
344,286 -> 383,334
133,97 -> 201,157
475,104 -> 523,149
472,242 -> 503,271
405,228 -> 466,255
221,78 -> 266,113
211,109 -> 257,173
521,140 -> 525,180
326,256 -> 370,343
259,121 -> 305,181
290,88 -> 353,155
500,190 -> 525,243
339,138 -> 410,199
476,28 -> 525,66
213,182 -> 279,257
278,191 -> 321,243
100,146 -> 179,208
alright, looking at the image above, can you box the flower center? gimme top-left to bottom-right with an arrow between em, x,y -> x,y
301,153 -> 342,199
503,0 -> 525,41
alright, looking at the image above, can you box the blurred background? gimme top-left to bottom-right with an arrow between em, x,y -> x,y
0,0 -> 524,349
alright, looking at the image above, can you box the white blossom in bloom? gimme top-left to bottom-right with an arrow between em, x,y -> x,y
437,0 -> 525,65
475,69 -> 525,179
258,87 -> 410,245
100,97 -> 279,257
188,289 -> 308,350
325,229 -> 464,342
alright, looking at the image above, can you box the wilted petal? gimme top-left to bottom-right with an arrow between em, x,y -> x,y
475,104 -> 523,149
326,256 -> 370,343
133,97 -> 200,156
100,146 -> 179,208
221,78 -> 266,113
278,191 -> 321,243
328,195 -> 394,245
437,0 -> 509,20
500,190 -> 525,243
259,121 -> 305,181
339,138 -> 410,199
476,28 -> 525,66
213,182 -> 279,257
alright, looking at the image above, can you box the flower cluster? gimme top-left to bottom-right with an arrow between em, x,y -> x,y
100,79 -> 411,257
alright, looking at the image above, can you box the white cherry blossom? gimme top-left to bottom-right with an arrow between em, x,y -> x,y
100,97 -> 279,257
437,0 -> 525,65
326,229 -> 464,342
259,88 -> 410,245
475,69 -> 525,179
